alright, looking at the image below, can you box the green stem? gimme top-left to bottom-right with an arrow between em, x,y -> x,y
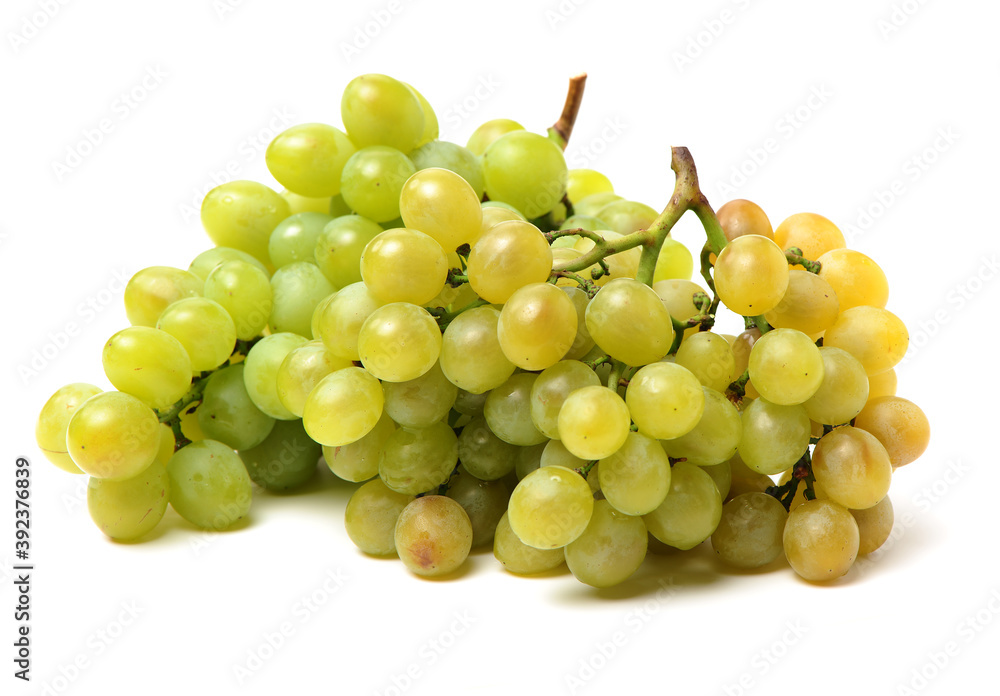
430,298 -> 490,330
752,315 -> 772,334
575,459 -> 598,479
607,360 -> 626,392
784,247 -> 822,274
446,269 -> 469,287
584,353 -> 612,371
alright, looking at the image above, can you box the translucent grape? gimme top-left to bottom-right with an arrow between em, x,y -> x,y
660,387 -> 742,466
812,426 -> 892,510
483,131 -> 567,218
817,248 -> 889,310
268,212 -> 334,268
313,215 -> 383,288
340,146 -> 416,222
565,500 -> 647,588
643,462 -> 723,550
87,458 -> 170,541
493,511 -> 565,574
457,417 -> 518,481
867,368 -> 897,400
302,367 -> 384,447
341,74 -> 425,153
344,478 -> 414,555
823,306 -> 908,376
714,235 -> 790,316
851,495 -> 894,555
466,118 -> 524,155
201,180 -> 290,265
674,331 -> 737,393
379,422 -> 458,495
197,364 -> 275,450
65,391 -> 159,480
265,123 -> 356,197
737,398 -> 811,475
773,213 -> 846,263
276,341 -> 351,418
625,362 -> 705,440
410,140 -> 485,198
156,297 -> 236,373
167,439 -> 253,530
586,279 -> 673,366
358,302 -> 442,382
481,205 -> 525,236
360,228 -> 447,306
239,418 -> 320,492
315,281 -> 383,361
467,220 -> 552,304
445,466 -> 510,548
188,247 -> 267,282
439,306 -> 515,394
399,168 -> 483,251
394,495 -> 473,577
595,199 -> 658,234
783,499 -> 859,582
323,410 -> 395,483
748,328 -> 824,405
763,270 -> 840,336
540,439 -> 587,471
573,192 -> 622,217
406,82 -> 438,147
484,373 -> 547,446
711,492 -> 787,569
529,360 -> 601,439
103,327 -> 192,410
36,383 -> 103,474
124,266 -> 203,328
598,432 -> 670,516
453,388 -> 488,417
561,286 -> 596,360
566,168 -> 613,204
203,260 -> 273,341
854,396 -> 930,468
803,347 -> 870,426
498,283 -> 577,371
383,361 -> 457,429
507,465 -> 594,549
703,461 -> 732,500
243,332 -> 310,420
557,385 -> 630,460
269,261 -> 335,338
717,199 -> 774,242
282,190 -> 332,216
653,238 -> 695,283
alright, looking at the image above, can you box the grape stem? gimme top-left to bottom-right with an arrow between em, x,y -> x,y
751,315 -> 772,334
575,459 -> 598,479
725,369 -> 751,405
766,450 -> 816,511
784,247 -> 822,273
428,298 -> 491,329
548,73 -> 588,150
155,375 -> 210,451
668,292 -> 714,354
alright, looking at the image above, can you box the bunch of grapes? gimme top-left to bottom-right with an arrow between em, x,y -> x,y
36,73 -> 930,587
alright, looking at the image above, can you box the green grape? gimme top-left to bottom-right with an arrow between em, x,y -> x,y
265,123 -> 356,197
529,360 -> 601,440
203,260 -> 273,341
156,297 -> 236,373
483,131 -> 567,218
103,327 -> 192,410
268,212 -> 334,269
540,439 -> 586,471
341,74 -> 425,153
282,189 -> 332,216
851,495 -> 894,555
456,417 -> 518,481
625,362 -> 705,440
201,180 -> 290,265
702,460 -> 732,500
507,465 -> 594,549
379,422 -> 458,495
818,248 -> 889,311
773,212 -> 846,263
498,283 -> 577,371
466,118 -> 524,155
558,385 -> 630,460
243,332 -> 310,420
714,235 -> 790,316
323,410 -> 395,482
824,306 -> 908,376
454,388 -> 488,417
561,286 -> 596,360
514,442 -> 548,481
314,281 -> 383,360
239,418 -> 320,491
483,373 -> 547,446
711,492 -> 787,569
565,168 -> 613,204
410,140 -> 485,199
329,194 -> 351,217
595,199 -> 658,234
812,426 -> 892,510
643,462 -> 723,550
394,495 -> 473,577
493,511 -> 565,574
446,466 -> 510,548
269,262 -> 335,339
674,332 -> 737,393
302,367 -> 384,447
661,387 -> 741,466
565,500 -> 647,589
344,478 -> 414,555
124,266 -> 203,327
586,279 -> 673,366
748,328 -> 825,405
717,199 -> 774,242
197,364 -> 275,450
653,278 -> 709,342
480,205 -> 525,238
360,228 -> 447,305
66,391 -> 160,480
314,215 -> 383,288
399,168 -> 483,251
763,269 -> 840,336
467,220 -> 552,304
572,192 -> 622,218
167,439 -> 253,530
383,361 -> 457,428
87,458 -> 170,541
803,347 -> 869,426
358,302 -> 442,382
340,146 -> 416,222
276,341 -> 351,418
854,396 -> 930,468
405,83 -> 438,147
36,383 -> 103,474
188,246 -> 268,281
783,499 -> 859,582
737,398 -> 811,475
598,432 -> 671,516
652,238 -> 694,283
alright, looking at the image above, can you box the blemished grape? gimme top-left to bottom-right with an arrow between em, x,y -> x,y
103,327 -> 193,411
36,383 -> 103,474
643,462 -> 723,550
824,306 -> 909,376
494,511 -> 565,574
239,419 -> 320,492
167,439 -> 253,530
201,180 -> 290,265
345,478 -> 415,556
508,465 -> 594,549
783,499 -> 859,582
268,212 -> 334,269
714,234 -> 790,316
341,74 -> 425,153
360,228 -> 448,306
498,282 -> 578,371
853,396 -> 930,468
565,500 -> 648,588
124,266 -> 203,327
87,458 -> 170,541
483,131 -> 567,219
395,496 -> 473,577
314,215 -> 383,288
265,123 -> 356,197
711,492 -> 787,569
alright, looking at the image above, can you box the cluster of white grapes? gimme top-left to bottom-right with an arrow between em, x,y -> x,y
36,73 -> 929,587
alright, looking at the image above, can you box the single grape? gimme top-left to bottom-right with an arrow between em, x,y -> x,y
445,466 -> 510,548
851,495 -> 894,555
360,228 -> 447,305
711,492 -> 787,569
167,439 -> 253,530
383,361 -> 457,429
853,396 -> 930,468
201,180 -> 290,265
188,247 -> 267,282
652,279 -> 709,342
763,270 -> 840,336
867,368 -> 897,400
737,398 -> 811,475
493,511 -> 565,574
340,146 -> 416,222
156,297 -> 236,373
358,302 -> 442,382
529,360 -> 601,440
302,367 -> 384,447
566,168 -> 613,204
653,238 -> 695,283
203,260 -> 273,341
643,462 -> 723,550
812,426 -> 892,510
399,168 -> 483,251
783,499 -> 859,582
314,281 -> 383,361
586,278 -> 673,366
243,332 -> 310,420
817,248 -> 889,310
103,326 -> 193,411
565,500 -> 647,588
269,261 -> 336,339
379,422 -> 458,495
748,328 -> 825,405
466,118 -> 524,155
598,432 -> 671,516
410,140 -> 485,198
484,373 -> 547,446
314,215 -> 383,288
660,387 -> 742,466
717,199 -> 774,242
626,362 -> 706,440
341,74 -> 425,153
560,286 -> 596,360
439,306 -> 515,394
276,341 -> 351,418
124,266 -> 203,327
282,190 -> 333,216
773,213 -> 846,263
239,418 -> 320,492
265,123 -> 356,197
714,235 -> 790,316
197,364 -> 276,450
467,220 -> 552,304
498,282 -> 578,371
457,417 -> 518,481
323,410 -> 395,483
803,347 -> 870,426
507,465 -> 594,549
573,192 -> 622,217
36,383 -> 103,474
674,332 -> 737,393
345,478 -> 415,555
268,212 -> 334,268
87,458 -> 170,541
824,306 -> 908,376
595,199 -> 658,235
483,131 -> 567,219
394,495 -> 473,577
557,385 -> 630,460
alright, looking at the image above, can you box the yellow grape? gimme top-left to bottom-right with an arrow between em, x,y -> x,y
714,234 -> 790,316
360,228 -> 448,306
467,220 -> 552,304
399,168 -> 483,251
773,212 -> 846,264
763,270 -> 840,336
586,278 -> 673,366
358,302 -> 442,382
498,282 -> 577,371
853,396 -> 930,468
558,385 -> 630,460
817,248 -> 889,310
824,306 -> 908,376
302,367 -> 384,447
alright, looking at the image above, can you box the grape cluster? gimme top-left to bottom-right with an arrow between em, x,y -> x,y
36,73 -> 930,587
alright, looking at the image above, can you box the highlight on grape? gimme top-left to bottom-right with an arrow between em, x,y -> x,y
36,71 -> 931,587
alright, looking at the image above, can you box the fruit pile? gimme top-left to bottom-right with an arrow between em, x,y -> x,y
36,73 -> 930,586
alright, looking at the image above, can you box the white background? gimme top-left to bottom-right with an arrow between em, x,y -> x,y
2,0 -> 998,694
